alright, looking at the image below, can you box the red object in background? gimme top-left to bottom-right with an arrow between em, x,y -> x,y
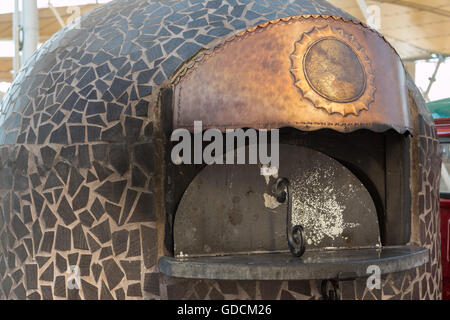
440,199 -> 450,300
435,117 -> 450,300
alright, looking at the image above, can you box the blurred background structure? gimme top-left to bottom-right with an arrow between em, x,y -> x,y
0,0 -> 449,102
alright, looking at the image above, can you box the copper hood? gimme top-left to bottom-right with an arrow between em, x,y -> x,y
171,15 -> 412,134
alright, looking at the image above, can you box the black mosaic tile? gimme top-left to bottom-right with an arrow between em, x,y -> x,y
141,225 -> 157,269
37,124 -> 54,144
25,264 -> 38,290
73,224 -> 89,250
127,283 -> 142,297
32,190 -> 44,217
115,287 -> 125,300
101,123 -> 124,142
13,283 -> 26,300
55,253 -> 67,273
124,117 -> 143,142
87,126 -> 101,142
128,192 -> 155,222
32,220 -> 42,253
105,202 -> 121,225
15,146 -> 29,173
79,210 -> 95,228
99,246 -> 113,260
110,78 -> 133,99
42,205 -> 57,229
134,143 -> 154,174
12,269 -> 23,284
72,186 -> 90,211
87,170 -> 97,183
7,251 -> 16,269
1,275 -> 13,298
93,161 -> 113,182
90,197 -> 105,220
81,279 -> 98,300
13,174 -> 29,191
79,254 -> 92,277
69,126 -> 85,143
94,180 -> 127,204
143,272 -> 159,296
106,103 -> 123,122
288,280 -> 311,296
103,258 -> 124,291
56,196 -> 77,226
61,92 -> 80,111
60,145 -> 76,163
0,256 -> 6,278
35,256 -> 50,268
111,230 -> 129,256
90,219 -> 111,244
27,291 -> 41,300
68,167 -> 84,197
14,244 -> 28,264
78,144 -> 91,168
91,262 -> 102,283
260,280 -> 282,300
39,231 -> 55,253
43,192 -> 54,204
41,285 -> 53,300
43,171 -> 63,190
120,260 -> 141,281
134,100 -> 148,117
86,101 -> 106,116
54,275 -> 66,298
68,252 -> 79,266
68,111 -> 82,123
55,225 -> 72,251
100,281 -> 114,300
109,144 -> 129,175
39,262 -> 54,282
11,215 -> 30,240
126,229 -> 141,258
120,189 -> 138,226
49,124 -> 68,144
55,162 -> 70,183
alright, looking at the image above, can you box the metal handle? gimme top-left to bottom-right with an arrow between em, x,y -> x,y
275,178 -> 306,257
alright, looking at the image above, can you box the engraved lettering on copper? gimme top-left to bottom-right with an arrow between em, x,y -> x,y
290,25 -> 375,116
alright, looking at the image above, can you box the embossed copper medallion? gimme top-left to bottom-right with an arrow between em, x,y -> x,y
290,26 -> 375,116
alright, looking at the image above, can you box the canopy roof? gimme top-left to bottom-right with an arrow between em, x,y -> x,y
328,0 -> 450,60
428,98 -> 450,119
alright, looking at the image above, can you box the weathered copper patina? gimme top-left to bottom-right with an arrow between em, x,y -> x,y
303,38 -> 366,103
172,16 -> 410,133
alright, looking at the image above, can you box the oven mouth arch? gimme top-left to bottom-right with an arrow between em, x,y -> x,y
163,126 -> 411,256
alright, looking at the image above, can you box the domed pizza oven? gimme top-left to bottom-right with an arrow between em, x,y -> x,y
158,16 -> 432,286
0,0 -> 442,300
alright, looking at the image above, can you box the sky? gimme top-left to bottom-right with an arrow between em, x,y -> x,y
0,0 -> 449,102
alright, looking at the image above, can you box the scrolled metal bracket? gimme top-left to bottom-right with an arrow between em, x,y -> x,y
274,178 -> 306,257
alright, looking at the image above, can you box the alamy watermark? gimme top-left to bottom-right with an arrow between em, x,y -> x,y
170,121 -> 280,175
67,265 -> 81,290
366,265 -> 381,290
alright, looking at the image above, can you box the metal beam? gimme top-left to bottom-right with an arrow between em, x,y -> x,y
370,0 -> 450,18
22,0 -> 39,63
423,56 -> 444,102
47,1 -> 65,28
13,0 -> 20,77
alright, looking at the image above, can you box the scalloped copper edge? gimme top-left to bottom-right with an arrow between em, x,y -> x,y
170,14 -> 402,85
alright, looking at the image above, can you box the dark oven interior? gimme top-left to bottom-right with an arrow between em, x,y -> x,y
164,127 -> 411,257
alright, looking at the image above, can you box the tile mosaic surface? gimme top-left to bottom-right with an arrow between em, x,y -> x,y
0,0 -> 441,299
